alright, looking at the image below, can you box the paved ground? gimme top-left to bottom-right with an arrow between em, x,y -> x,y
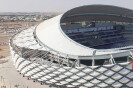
0,56 -> 50,88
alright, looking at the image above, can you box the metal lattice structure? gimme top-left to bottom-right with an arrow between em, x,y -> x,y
9,27 -> 133,88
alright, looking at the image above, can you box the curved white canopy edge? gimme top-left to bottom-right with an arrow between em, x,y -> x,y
35,15 -> 95,56
35,14 -> 131,58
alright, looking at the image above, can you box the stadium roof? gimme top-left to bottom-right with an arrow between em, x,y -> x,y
61,5 -> 133,23
35,15 -> 95,56
35,5 -> 133,58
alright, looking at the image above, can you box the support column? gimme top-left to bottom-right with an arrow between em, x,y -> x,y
92,50 -> 96,66
110,54 -> 116,64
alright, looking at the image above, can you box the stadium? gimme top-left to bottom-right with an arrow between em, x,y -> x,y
9,5 -> 133,88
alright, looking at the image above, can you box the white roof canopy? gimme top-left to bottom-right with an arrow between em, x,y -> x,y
35,15 -> 94,56
35,5 -> 133,58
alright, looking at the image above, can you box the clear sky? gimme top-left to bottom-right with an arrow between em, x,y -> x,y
0,0 -> 133,12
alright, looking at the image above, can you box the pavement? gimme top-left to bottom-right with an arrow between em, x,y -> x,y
0,56 -> 50,88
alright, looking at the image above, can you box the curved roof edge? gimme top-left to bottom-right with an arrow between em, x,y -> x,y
61,4 -> 133,19
35,15 -> 95,56
35,5 -> 133,58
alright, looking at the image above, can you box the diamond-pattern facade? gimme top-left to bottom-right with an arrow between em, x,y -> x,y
9,27 -> 133,88
11,52 -> 133,88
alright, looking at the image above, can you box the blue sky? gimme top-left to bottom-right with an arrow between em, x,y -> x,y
0,0 -> 133,12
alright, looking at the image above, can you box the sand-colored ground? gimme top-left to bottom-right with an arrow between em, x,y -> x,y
0,57 -> 51,88
0,45 -> 10,57
0,33 -> 11,57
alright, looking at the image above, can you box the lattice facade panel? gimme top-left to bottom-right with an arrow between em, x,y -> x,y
9,51 -> 133,88
9,27 -> 133,88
